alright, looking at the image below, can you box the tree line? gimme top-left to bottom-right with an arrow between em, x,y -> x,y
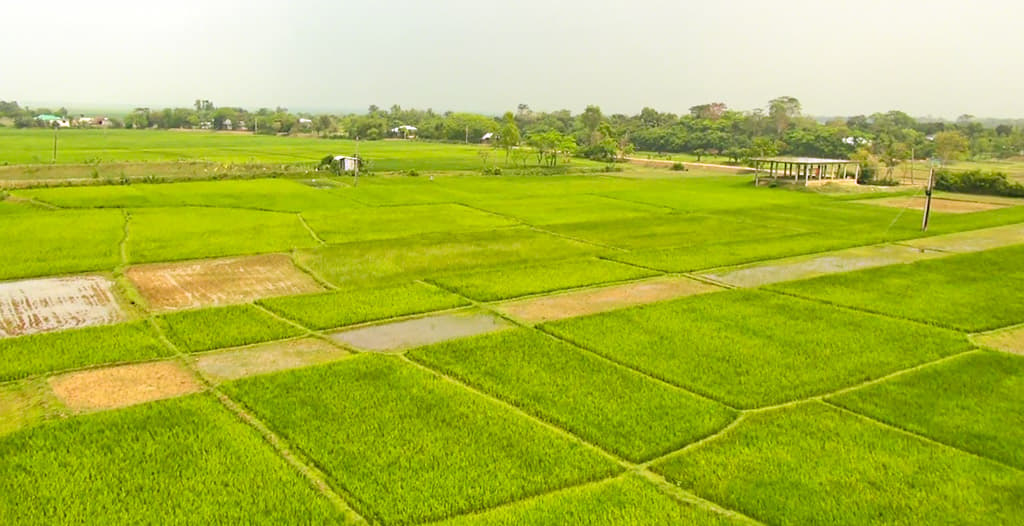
3,98 -> 1023,170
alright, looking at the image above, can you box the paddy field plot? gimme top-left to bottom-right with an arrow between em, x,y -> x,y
49,360 -> 202,412
0,321 -> 168,381
157,304 -> 305,353
193,337 -> 350,383
224,355 -> 619,524
409,329 -> 737,461
0,208 -> 123,280
545,289 -> 970,408
436,474 -> 747,525
302,203 -> 516,244
0,395 -> 346,524
126,253 -> 323,312
0,275 -> 126,337
772,244 -> 1024,332
654,402 -> 1024,525
258,281 -> 468,330
428,257 -> 659,302
126,207 -> 318,263
330,311 -> 510,352
855,195 -> 1010,213
829,351 -> 1024,470
975,325 -> 1024,355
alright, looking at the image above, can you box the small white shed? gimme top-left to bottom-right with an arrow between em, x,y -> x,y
333,155 -> 360,172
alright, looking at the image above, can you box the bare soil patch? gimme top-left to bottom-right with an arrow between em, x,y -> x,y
330,312 -> 510,352
0,275 -> 125,338
903,223 -> 1024,253
975,327 -> 1024,356
703,244 -> 945,288
127,254 -> 323,312
49,361 -> 202,411
195,337 -> 350,382
496,277 -> 720,323
857,196 -> 1007,214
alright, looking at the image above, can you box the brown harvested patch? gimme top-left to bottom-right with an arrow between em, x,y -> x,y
856,196 -> 1007,214
0,275 -> 125,338
127,253 -> 323,312
195,337 -> 350,383
975,327 -> 1024,356
331,311 -> 510,352
49,361 -> 202,411
0,378 -> 61,437
902,223 -> 1024,253
702,244 -> 945,288
496,277 -> 720,323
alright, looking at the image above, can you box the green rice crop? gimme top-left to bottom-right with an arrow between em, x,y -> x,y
296,227 -> 604,289
223,354 -> 619,525
17,178 -> 357,212
0,378 -> 61,437
829,351 -> 1024,470
654,401 -> 1024,525
408,329 -> 737,461
428,257 -> 659,301
0,321 -> 169,381
0,209 -> 123,280
544,290 -> 970,408
0,394 -> 347,524
128,207 -> 318,263
258,282 -> 468,330
772,244 -> 1024,332
157,305 -> 304,353
436,474 -> 746,525
301,203 -> 515,244
544,213 -> 799,250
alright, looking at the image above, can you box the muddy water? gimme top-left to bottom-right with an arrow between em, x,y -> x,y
0,276 -> 125,338
331,312 -> 510,352
195,338 -> 350,382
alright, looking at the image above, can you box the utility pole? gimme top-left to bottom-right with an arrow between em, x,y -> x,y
52,122 -> 58,163
909,146 -> 914,184
921,167 -> 935,231
354,136 -> 359,188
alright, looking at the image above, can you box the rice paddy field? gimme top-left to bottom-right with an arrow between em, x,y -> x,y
1,132 -> 1024,524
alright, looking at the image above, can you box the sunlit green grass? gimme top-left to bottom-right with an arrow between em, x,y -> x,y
409,329 -> 737,461
654,401 -> 1024,525
128,207 -> 318,263
0,322 -> 168,381
829,351 -> 1024,470
436,474 -> 746,525
157,305 -> 304,353
471,194 -> 668,224
258,282 -> 468,330
224,355 -> 619,525
772,244 -> 1024,331
0,395 -> 346,524
428,257 -> 658,301
545,290 -> 970,408
0,209 -> 123,280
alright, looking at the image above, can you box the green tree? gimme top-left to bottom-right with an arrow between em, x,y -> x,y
497,112 -> 521,164
768,96 -> 801,135
934,131 -> 969,163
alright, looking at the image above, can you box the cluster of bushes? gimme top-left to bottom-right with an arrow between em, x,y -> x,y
935,169 -> 1024,197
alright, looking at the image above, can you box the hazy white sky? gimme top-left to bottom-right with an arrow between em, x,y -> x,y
2,0 -> 1021,117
